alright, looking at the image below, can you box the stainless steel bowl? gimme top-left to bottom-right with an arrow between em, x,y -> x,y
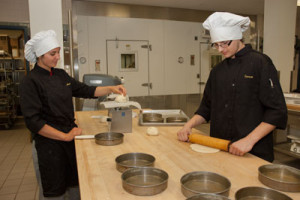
94,132 -> 124,146
166,116 -> 188,123
121,167 -> 168,196
258,164 -> 300,192
181,171 -> 231,198
186,193 -> 231,200
235,186 -> 292,200
115,152 -> 155,172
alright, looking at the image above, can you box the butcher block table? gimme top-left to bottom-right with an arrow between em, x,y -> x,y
74,110 -> 300,200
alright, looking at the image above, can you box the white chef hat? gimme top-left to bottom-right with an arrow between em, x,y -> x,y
24,30 -> 60,63
203,12 -> 250,43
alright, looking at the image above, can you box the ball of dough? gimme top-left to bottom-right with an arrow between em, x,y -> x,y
147,127 -> 159,136
115,95 -> 127,103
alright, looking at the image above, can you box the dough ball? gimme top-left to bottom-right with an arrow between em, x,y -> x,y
147,127 -> 159,136
115,95 -> 127,103
190,144 -> 220,153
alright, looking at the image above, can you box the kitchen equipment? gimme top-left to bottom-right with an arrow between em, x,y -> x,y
235,186 -> 292,200
189,134 -> 231,151
82,73 -> 122,110
139,109 -> 189,126
258,164 -> 300,192
287,135 -> 300,153
180,171 -> 231,198
75,132 -> 124,146
115,152 -> 155,173
121,167 -> 168,196
100,101 -> 141,133
186,193 -> 231,200
109,108 -> 132,133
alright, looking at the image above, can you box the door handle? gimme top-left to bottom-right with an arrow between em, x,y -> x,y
141,83 -> 152,89
198,82 -> 206,85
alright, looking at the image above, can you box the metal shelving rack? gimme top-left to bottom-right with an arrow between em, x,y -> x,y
0,51 -> 16,128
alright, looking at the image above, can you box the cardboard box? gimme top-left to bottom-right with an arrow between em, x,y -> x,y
0,35 -> 11,55
10,38 -> 18,49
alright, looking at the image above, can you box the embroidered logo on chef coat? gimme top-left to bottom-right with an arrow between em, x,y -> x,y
244,74 -> 253,79
66,82 -> 71,86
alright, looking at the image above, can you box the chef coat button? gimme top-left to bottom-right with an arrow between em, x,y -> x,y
232,83 -> 235,87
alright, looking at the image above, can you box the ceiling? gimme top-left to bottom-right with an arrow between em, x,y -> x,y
83,0 -> 265,15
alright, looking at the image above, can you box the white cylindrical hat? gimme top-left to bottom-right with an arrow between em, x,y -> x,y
25,30 -> 60,63
203,12 -> 250,43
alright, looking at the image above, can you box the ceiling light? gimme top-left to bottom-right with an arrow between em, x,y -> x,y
298,0 -> 300,6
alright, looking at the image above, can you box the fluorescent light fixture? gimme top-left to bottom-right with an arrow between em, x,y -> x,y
298,0 -> 300,6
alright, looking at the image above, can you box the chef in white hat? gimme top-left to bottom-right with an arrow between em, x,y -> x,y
178,12 -> 287,162
20,30 -> 126,199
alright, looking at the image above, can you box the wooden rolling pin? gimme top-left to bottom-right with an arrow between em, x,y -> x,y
189,133 -> 231,151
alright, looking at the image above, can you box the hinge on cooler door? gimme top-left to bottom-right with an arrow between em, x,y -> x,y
141,44 -> 152,51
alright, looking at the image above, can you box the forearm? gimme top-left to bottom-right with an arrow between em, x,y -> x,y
185,114 -> 207,129
94,85 -> 126,97
229,122 -> 276,156
38,124 -> 68,141
94,86 -> 113,97
245,122 -> 276,146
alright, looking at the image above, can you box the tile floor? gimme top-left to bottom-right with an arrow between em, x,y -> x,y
0,118 -> 39,200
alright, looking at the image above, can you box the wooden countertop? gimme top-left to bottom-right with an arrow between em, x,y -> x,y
75,110 -> 300,200
287,104 -> 300,112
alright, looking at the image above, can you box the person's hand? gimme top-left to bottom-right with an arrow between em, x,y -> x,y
229,137 -> 254,156
111,85 -> 127,96
65,127 -> 82,141
177,125 -> 192,142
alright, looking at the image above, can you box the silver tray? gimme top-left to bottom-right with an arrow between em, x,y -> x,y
139,109 -> 189,126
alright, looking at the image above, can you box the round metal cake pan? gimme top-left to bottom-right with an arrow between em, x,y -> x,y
115,152 -> 155,173
235,186 -> 292,200
258,164 -> 300,192
143,113 -> 164,123
94,132 -> 124,146
186,193 -> 231,200
143,113 -> 162,119
121,167 -> 168,196
166,116 -> 188,123
180,171 -> 231,198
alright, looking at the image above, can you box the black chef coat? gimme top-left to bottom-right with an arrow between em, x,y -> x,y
196,45 -> 287,162
19,64 -> 97,197
20,64 -> 96,136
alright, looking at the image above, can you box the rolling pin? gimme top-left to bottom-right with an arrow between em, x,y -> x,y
188,133 -> 231,151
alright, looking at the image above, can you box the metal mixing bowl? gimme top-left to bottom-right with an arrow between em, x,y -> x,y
180,171 -> 231,198
115,152 -> 155,172
121,167 -> 168,196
